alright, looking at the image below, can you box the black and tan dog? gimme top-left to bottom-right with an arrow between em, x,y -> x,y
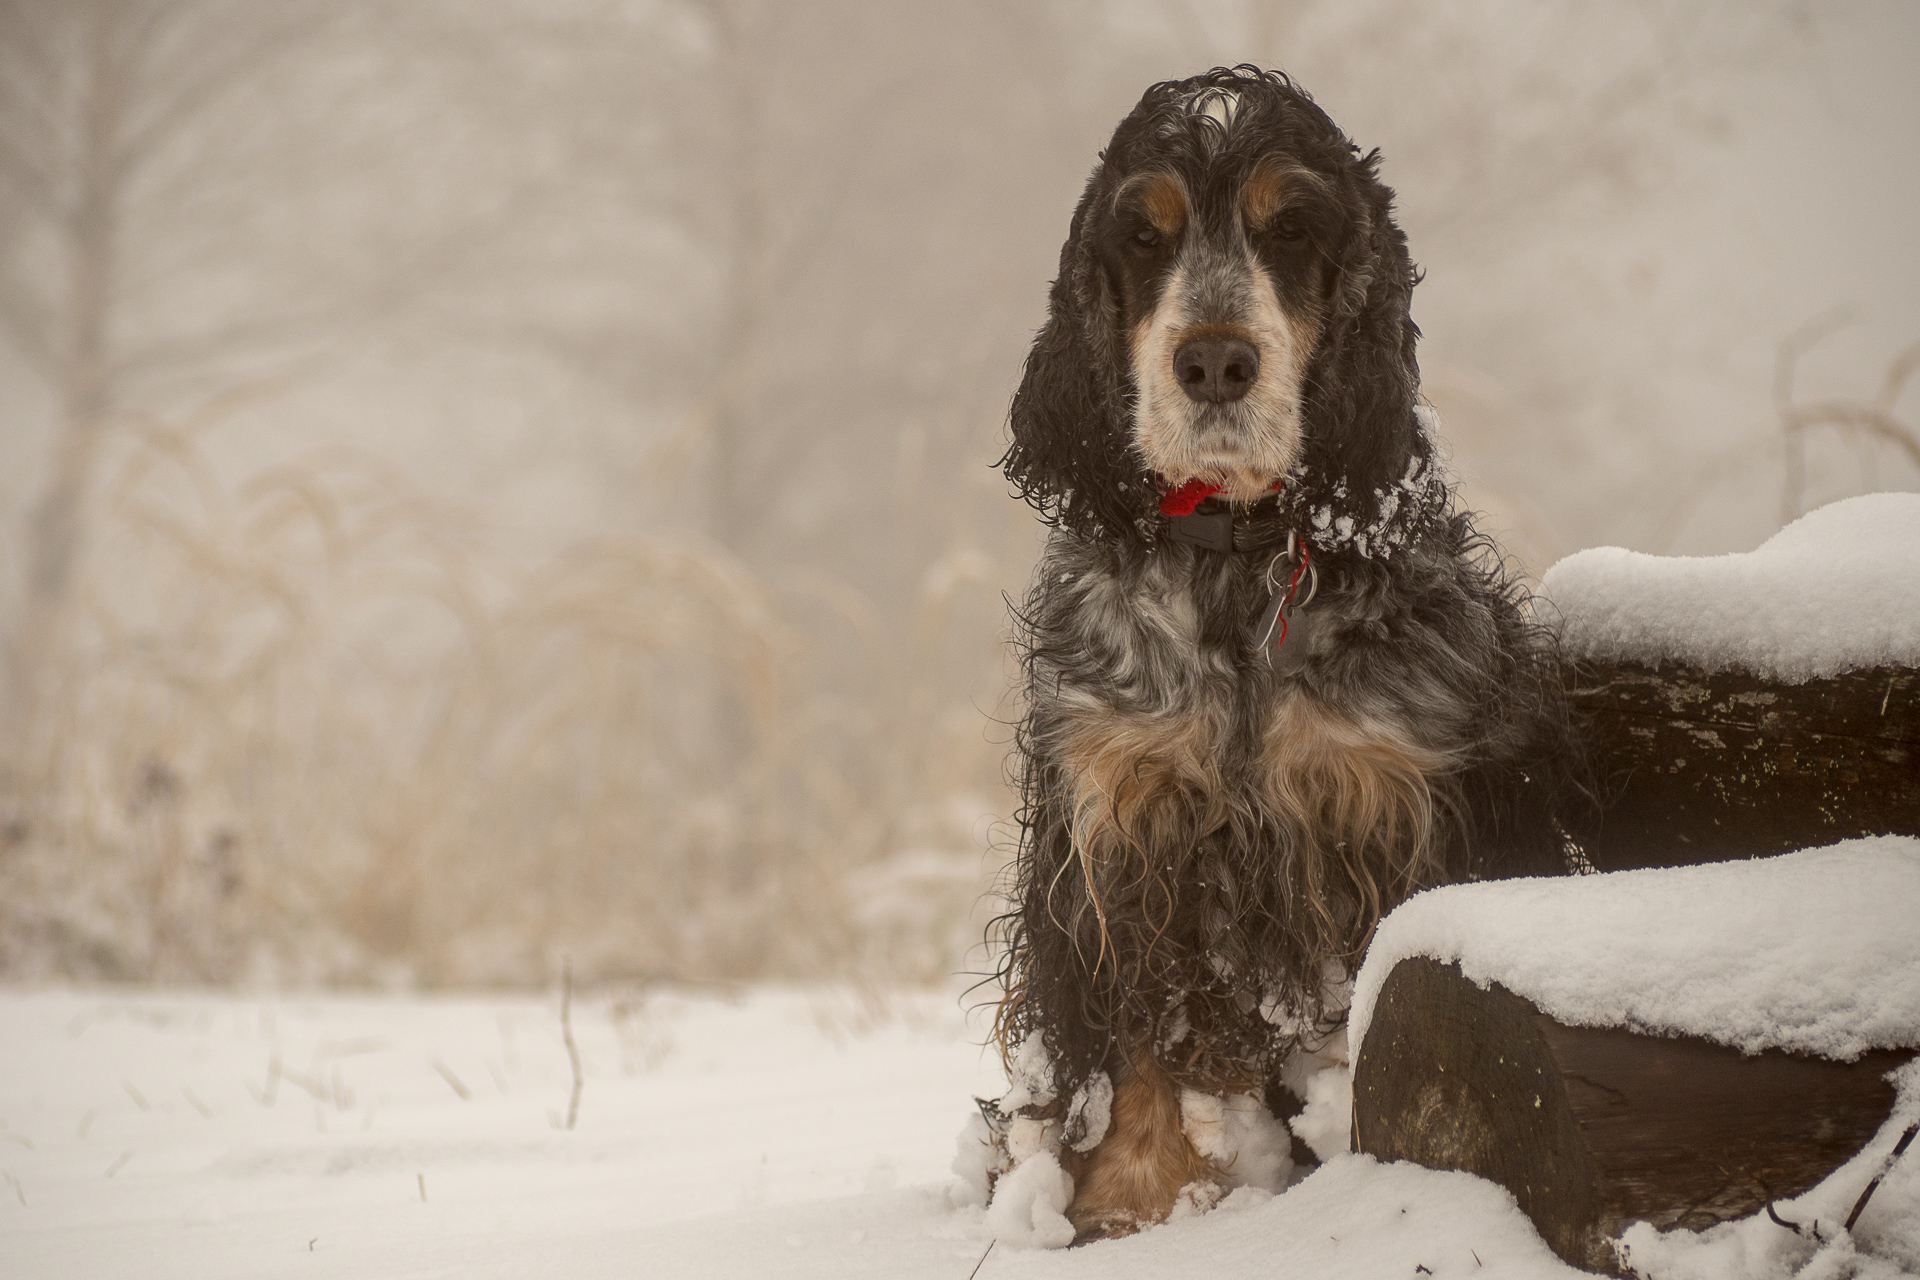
985,66 -> 1580,1240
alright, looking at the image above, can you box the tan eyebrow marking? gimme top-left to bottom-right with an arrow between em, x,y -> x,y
1115,171 -> 1189,237
1240,159 -> 1330,229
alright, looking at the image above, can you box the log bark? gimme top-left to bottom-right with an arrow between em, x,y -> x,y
1567,661 -> 1919,871
1353,957 -> 1911,1274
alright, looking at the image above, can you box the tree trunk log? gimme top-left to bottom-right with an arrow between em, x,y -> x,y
1353,957 -> 1911,1274
1567,661 -> 1919,871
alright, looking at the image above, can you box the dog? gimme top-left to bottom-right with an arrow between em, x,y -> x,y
981,66 -> 1580,1240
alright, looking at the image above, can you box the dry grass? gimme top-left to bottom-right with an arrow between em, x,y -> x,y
0,413 -> 1010,990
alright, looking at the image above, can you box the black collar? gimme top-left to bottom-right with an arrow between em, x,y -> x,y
1163,493 -> 1288,554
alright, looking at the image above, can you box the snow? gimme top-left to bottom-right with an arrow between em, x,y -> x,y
1349,836 -> 1920,1063
1063,1071 -> 1112,1153
1290,1059 -> 1355,1164
1178,1089 -> 1293,1194
999,1032 -> 1057,1112
0,984 -> 1617,1278
1539,493 -> 1920,681
983,1149 -> 1077,1249
3,973 -> 1914,1277
1278,1020 -> 1354,1163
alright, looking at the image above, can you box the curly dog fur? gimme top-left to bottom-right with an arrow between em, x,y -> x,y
984,66 -> 1581,1240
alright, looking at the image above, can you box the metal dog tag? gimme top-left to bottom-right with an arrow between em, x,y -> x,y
1255,589 -> 1289,653
1258,595 -> 1319,676
1258,536 -> 1319,674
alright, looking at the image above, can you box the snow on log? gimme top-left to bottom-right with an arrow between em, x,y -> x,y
1541,493 -> 1920,684
1349,841 -> 1920,1274
1542,493 -> 1920,871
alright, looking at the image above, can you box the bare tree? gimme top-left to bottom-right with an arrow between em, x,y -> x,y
0,0 -> 694,739
0,0 -> 336,739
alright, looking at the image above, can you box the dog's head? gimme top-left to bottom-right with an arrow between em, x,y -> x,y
1001,66 -> 1444,557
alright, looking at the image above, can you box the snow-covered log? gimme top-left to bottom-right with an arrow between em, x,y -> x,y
1542,493 -> 1920,872
1354,956 -> 1909,1274
1348,840 -> 1920,1274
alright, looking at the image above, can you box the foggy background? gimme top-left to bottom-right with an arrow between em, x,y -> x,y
1,0 -> 1914,993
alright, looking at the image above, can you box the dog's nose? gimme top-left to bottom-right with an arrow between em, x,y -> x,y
1173,336 -> 1260,403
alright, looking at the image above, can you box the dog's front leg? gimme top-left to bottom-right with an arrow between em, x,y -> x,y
1064,1053 -> 1218,1239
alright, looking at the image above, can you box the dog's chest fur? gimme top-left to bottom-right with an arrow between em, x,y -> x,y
1031,532 -> 1461,787
1021,529 -> 1465,1050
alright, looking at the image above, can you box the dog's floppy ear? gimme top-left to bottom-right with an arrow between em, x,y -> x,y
999,179 -> 1157,545
1292,153 -> 1445,559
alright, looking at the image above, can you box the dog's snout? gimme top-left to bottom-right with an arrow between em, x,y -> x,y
1173,336 -> 1260,404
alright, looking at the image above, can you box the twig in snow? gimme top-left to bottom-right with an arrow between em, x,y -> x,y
180,1084 -> 212,1118
122,1081 -> 148,1111
76,1110 -> 95,1138
966,1239 -> 994,1280
428,1058 -> 471,1101
417,1173 -> 427,1202
5,1173 -> 24,1205
1846,1120 -> 1919,1232
561,955 -> 583,1131
105,1150 -> 131,1178
1757,1171 -> 1824,1241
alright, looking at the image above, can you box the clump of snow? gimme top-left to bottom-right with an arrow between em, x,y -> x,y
950,1110 -> 999,1208
1540,493 -> 1920,682
1350,836 -> 1920,1062
1180,1090 -> 1294,1193
1291,1063 -> 1354,1164
1279,1020 -> 1353,1163
981,1148 -> 1076,1248
1006,1113 -> 1057,1162
999,1030 -> 1057,1111
1064,1069 -> 1113,1152
968,1030 -> 1091,1247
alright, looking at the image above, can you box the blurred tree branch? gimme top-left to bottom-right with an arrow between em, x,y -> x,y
0,0 -> 689,742
0,0 -> 334,739
1780,322 -> 1920,523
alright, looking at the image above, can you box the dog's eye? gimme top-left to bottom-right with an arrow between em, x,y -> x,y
1131,227 -> 1162,249
1270,219 -> 1306,243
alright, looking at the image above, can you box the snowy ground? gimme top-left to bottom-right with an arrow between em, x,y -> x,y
0,984 -> 1609,1279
